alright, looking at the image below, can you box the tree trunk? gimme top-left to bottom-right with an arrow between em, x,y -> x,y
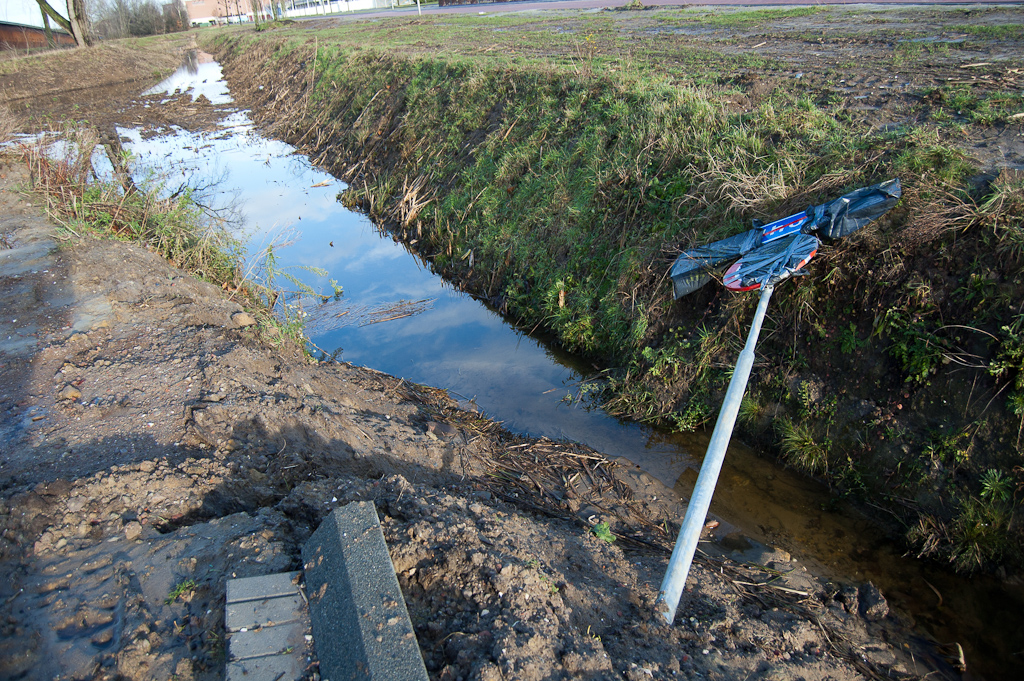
33,1 -> 89,47
66,0 -> 91,46
40,8 -> 56,48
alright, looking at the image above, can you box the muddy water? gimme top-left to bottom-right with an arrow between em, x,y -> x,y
123,58 -> 1021,677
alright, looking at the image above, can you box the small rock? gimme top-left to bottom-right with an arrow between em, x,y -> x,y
838,585 -> 859,614
124,521 -> 143,541
862,643 -> 897,666
426,421 -> 458,439
33,531 -> 54,554
231,311 -> 257,327
859,581 -> 889,621
58,385 -> 82,401
66,496 -> 86,513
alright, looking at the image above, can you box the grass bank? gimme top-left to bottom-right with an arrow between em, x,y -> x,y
5,117 -> 314,347
204,6 -> 1024,574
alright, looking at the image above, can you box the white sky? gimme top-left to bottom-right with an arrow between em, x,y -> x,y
1,1 -> 70,29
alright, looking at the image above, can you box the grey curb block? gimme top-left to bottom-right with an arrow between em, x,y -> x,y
303,501 -> 429,681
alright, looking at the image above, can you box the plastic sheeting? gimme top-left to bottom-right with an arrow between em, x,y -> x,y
807,178 -> 902,240
723,233 -> 819,291
670,178 -> 901,299
669,229 -> 762,298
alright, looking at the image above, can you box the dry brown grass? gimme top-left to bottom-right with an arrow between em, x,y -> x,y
0,105 -> 17,144
689,153 -> 803,214
897,182 -> 978,247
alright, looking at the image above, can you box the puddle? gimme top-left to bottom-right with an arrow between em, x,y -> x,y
111,57 -> 1024,678
143,50 -> 232,104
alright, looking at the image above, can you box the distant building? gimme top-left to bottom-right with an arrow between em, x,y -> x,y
0,20 -> 76,51
185,0 -> 232,26
185,0 -> 282,25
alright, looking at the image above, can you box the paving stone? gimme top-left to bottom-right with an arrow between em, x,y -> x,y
225,571 -> 311,681
226,652 -> 306,681
226,571 -> 301,604
229,620 -> 307,661
225,593 -> 303,632
303,501 -> 428,681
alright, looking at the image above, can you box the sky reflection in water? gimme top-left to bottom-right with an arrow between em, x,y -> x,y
120,109 -> 695,488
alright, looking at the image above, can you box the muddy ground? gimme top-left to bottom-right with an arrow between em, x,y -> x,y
0,13 -> 996,681
202,10 -> 1024,679
256,4 -> 1024,173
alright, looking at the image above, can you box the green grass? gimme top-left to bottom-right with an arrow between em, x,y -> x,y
777,418 -> 830,475
950,497 -> 1014,572
659,7 -> 827,29
165,579 -> 198,604
20,125 -> 241,286
923,86 -> 1024,126
16,123 -> 308,348
949,24 -> 1024,40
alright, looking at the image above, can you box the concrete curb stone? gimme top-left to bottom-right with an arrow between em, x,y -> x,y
303,501 -> 429,681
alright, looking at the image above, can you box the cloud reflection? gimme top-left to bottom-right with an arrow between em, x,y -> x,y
119,101 -> 700,492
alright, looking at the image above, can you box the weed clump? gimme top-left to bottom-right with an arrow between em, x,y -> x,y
13,124 -> 314,347
19,125 -> 242,288
0,105 -> 16,145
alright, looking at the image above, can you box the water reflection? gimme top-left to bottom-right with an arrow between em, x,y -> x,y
124,75 -> 705,492
143,50 -> 232,104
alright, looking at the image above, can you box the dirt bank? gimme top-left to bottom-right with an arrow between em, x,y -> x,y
0,32 -> 957,681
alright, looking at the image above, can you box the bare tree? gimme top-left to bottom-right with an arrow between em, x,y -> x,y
163,0 -> 188,32
40,4 -> 56,48
92,0 -> 188,39
33,0 -> 91,47
251,0 -> 272,26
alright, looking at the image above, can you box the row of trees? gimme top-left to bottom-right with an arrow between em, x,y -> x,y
31,0 -> 190,46
90,0 -> 190,39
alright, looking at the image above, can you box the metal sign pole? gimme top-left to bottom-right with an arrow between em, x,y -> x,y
655,282 -> 775,625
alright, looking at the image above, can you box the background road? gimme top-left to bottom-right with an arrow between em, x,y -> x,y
314,0 -> 1021,21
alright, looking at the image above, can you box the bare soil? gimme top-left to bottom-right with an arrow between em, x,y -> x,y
206,17 -> 1024,680
0,19 -> 985,681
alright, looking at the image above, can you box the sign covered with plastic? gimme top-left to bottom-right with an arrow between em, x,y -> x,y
670,179 -> 901,299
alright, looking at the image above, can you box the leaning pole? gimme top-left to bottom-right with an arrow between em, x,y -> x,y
655,282 -> 774,625
655,178 -> 901,625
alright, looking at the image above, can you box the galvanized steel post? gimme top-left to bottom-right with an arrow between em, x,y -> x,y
656,283 -> 775,625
